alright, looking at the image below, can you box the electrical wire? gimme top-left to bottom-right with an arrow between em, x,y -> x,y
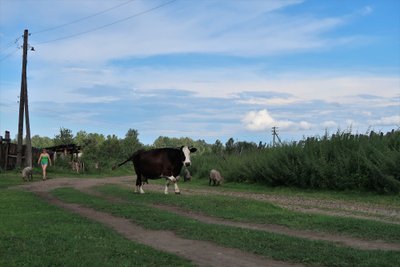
31,0 -> 137,35
0,36 -> 22,54
0,48 -> 20,63
35,0 -> 177,44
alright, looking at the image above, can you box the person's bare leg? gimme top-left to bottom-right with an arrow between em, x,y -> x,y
42,165 -> 47,180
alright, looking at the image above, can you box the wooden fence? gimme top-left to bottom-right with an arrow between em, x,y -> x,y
0,141 -> 41,170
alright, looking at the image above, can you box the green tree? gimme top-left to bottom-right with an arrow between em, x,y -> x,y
225,138 -> 235,154
53,127 -> 74,145
236,141 -> 258,154
74,130 -> 88,147
31,135 -> 54,148
211,139 -> 224,155
76,131 -> 105,166
99,135 -> 122,166
121,129 -> 142,158
153,136 -> 193,148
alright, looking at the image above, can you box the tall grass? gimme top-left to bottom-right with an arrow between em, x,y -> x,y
192,130 -> 400,194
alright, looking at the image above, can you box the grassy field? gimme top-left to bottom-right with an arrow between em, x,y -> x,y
1,171 -> 400,266
0,173 -> 193,267
51,186 -> 400,267
178,176 -> 400,207
92,184 -> 400,242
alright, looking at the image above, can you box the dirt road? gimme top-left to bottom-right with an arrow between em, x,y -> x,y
16,176 -> 400,266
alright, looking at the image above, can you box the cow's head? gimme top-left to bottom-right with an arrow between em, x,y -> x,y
181,146 -> 197,167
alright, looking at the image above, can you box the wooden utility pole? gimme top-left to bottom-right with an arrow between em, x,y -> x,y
271,126 -> 282,147
24,63 -> 32,167
16,29 -> 31,168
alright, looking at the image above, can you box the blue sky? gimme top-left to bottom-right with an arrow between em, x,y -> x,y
0,0 -> 399,145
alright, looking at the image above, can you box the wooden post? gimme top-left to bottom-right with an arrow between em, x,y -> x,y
24,40 -> 32,167
16,29 -> 29,168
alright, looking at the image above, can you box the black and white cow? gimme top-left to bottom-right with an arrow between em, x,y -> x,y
113,146 -> 197,194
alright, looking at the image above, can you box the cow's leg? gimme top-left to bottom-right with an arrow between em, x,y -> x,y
165,176 -> 180,194
138,185 -> 145,194
136,173 -> 145,194
164,179 -> 170,194
173,181 -> 180,194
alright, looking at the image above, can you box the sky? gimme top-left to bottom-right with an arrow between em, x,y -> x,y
0,0 -> 399,145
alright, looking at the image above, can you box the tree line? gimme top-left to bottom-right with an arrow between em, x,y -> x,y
29,127 -> 400,194
30,127 -> 262,169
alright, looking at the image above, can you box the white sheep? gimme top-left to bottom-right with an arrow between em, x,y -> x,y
209,169 -> 223,186
22,166 -> 33,181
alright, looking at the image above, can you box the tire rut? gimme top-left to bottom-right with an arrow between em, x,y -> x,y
15,176 -> 400,259
181,189 -> 400,224
77,184 -> 400,252
34,191 -> 302,267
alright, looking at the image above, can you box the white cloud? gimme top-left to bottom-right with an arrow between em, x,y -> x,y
18,0 -> 362,64
236,97 -> 300,106
299,121 -> 313,130
242,109 -> 313,131
1,0 -> 398,144
113,64 -> 399,100
368,115 -> 400,126
242,109 -> 275,131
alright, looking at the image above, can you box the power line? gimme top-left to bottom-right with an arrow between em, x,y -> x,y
31,0 -> 137,35
0,35 -> 22,53
35,0 -> 177,45
0,48 -> 19,62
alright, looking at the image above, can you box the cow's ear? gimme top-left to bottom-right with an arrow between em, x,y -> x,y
189,147 -> 197,153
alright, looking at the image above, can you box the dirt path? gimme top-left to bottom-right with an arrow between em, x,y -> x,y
15,176 -> 400,266
150,204 -> 400,251
208,191 -> 400,225
17,177 -> 302,267
35,191 -> 296,267
141,183 -> 400,225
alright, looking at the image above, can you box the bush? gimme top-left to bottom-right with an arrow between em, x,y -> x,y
192,130 -> 400,194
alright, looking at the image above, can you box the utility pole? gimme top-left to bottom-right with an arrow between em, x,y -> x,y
271,126 -> 282,147
16,29 -> 31,168
24,63 -> 32,167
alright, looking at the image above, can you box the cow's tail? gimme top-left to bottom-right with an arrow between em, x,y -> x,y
112,150 -> 143,170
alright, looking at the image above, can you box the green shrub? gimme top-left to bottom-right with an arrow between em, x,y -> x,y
192,130 -> 400,194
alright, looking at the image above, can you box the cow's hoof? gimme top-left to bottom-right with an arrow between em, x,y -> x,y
175,191 -> 181,194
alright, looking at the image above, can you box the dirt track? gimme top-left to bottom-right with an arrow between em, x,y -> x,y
16,176 -> 400,266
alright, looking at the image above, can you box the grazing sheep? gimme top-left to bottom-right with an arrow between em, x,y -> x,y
209,169 -> 223,186
22,166 -> 33,181
183,169 -> 191,182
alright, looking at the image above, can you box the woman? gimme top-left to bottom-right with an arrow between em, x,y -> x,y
38,149 -> 52,180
